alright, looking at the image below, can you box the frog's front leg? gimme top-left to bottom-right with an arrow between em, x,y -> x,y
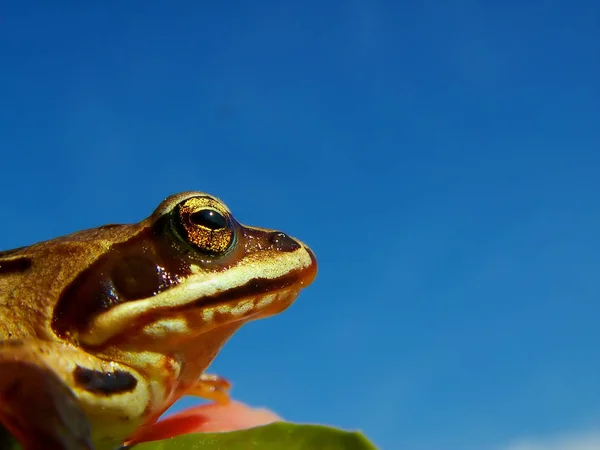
186,373 -> 232,405
0,340 -> 93,450
0,340 -> 157,450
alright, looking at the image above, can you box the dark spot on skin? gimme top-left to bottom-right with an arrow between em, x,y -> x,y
73,366 -> 137,395
0,257 -> 32,274
269,232 -> 300,252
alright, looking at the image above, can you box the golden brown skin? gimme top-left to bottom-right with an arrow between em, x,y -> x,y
0,192 -> 317,450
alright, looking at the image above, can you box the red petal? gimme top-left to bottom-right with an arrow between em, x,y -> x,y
128,401 -> 282,444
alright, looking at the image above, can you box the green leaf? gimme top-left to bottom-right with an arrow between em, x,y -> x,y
132,423 -> 378,450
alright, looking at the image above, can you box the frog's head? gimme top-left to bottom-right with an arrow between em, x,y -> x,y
52,192 -> 317,349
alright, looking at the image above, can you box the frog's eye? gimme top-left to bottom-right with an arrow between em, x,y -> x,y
173,197 -> 235,255
190,209 -> 228,230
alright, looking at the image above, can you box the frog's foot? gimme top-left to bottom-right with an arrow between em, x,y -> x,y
0,341 -> 93,450
186,373 -> 232,405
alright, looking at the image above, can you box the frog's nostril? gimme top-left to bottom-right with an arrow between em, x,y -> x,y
269,232 -> 300,252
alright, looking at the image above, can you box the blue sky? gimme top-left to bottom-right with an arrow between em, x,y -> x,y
1,1 -> 599,449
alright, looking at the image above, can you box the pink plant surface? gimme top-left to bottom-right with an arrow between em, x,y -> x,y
127,401 -> 282,445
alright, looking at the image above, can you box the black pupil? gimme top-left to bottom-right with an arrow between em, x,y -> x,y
190,209 -> 227,230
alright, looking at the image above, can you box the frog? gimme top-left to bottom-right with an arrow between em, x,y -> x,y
0,192 -> 317,450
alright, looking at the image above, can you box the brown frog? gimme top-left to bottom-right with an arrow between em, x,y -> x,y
0,192 -> 317,449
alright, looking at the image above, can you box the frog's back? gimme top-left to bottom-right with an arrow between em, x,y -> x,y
0,225 -> 139,341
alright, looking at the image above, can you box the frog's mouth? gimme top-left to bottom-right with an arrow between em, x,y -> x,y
190,268 -> 308,309
179,243 -> 317,313
178,252 -> 317,328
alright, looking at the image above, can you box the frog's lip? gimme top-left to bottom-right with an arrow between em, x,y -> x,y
190,248 -> 317,310
174,246 -> 316,325
180,246 -> 317,310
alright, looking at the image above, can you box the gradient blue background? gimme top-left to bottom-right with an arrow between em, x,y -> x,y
1,2 -> 599,449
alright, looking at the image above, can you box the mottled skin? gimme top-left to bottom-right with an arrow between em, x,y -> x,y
0,192 -> 317,450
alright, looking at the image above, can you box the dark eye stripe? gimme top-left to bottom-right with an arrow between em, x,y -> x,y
52,234 -> 185,338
